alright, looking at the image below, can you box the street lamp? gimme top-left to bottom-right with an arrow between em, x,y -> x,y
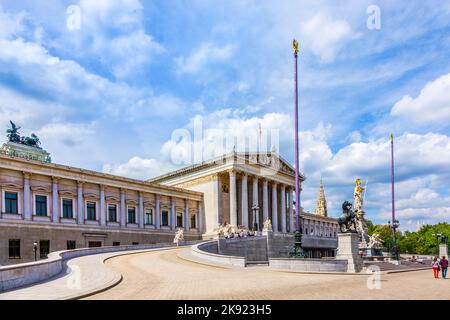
252,205 -> 259,233
33,241 -> 38,261
388,219 -> 400,261
432,233 -> 443,255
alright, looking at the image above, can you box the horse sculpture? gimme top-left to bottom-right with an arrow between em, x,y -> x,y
338,201 -> 357,233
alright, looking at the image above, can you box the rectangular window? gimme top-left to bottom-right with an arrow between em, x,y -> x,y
145,208 -> 153,225
62,199 -> 73,219
128,207 -> 136,224
190,214 -> 196,229
176,212 -> 183,228
67,240 -> 76,250
113,242 -> 120,246
39,240 -> 50,259
5,192 -> 18,214
35,195 -> 47,216
8,239 -> 20,259
161,210 -> 169,226
132,242 -> 139,245
87,202 -> 96,221
108,204 -> 117,222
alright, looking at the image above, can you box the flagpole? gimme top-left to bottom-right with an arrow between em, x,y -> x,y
294,40 -> 301,233
291,38 -> 304,257
390,133 -> 399,261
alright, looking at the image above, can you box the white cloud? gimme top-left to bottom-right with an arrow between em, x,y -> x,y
0,7 -> 25,39
103,156 -> 176,180
37,122 -> 96,147
300,13 -> 359,63
175,42 -> 235,74
391,73 -> 450,125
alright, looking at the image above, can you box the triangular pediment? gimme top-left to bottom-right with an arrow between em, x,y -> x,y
235,152 -> 297,176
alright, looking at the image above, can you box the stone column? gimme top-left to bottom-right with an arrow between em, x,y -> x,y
171,197 -> 176,230
120,188 -> 126,227
138,192 -> 144,228
100,185 -> 106,226
288,187 -> 294,232
271,182 -> 278,232
262,179 -> 269,221
241,173 -> 248,228
280,184 -> 286,233
155,196 -> 161,229
198,201 -> 203,233
23,172 -> 31,220
77,181 -> 84,225
52,177 -> 59,223
252,176 -> 259,230
229,170 -> 237,226
185,199 -> 190,231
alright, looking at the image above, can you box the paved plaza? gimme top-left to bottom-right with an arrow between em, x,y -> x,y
1,246 -> 448,300
87,248 -> 450,300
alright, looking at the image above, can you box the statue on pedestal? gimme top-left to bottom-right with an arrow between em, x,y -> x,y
262,218 -> 272,232
338,201 -> 357,233
353,178 -> 369,246
173,228 -> 184,246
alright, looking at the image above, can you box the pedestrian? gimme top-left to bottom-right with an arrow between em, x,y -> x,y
431,256 -> 441,278
440,256 -> 448,279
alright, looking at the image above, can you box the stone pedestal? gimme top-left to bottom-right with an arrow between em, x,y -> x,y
439,244 -> 449,258
336,233 -> 363,273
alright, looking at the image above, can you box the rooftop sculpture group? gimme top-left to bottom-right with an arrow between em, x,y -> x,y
6,121 -> 41,148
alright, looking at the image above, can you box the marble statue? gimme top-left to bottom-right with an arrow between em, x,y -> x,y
368,233 -> 384,248
173,228 -> 184,246
262,218 -> 272,231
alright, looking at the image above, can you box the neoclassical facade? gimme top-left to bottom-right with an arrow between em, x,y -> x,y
0,147 -> 203,265
150,151 -> 302,238
0,141 -> 339,264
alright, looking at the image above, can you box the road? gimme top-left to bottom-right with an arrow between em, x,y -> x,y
86,247 -> 450,300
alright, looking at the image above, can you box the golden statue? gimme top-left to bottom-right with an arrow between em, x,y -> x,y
353,178 -> 365,212
293,39 -> 299,55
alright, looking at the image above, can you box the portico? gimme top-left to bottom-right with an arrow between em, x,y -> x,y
150,151 -> 305,238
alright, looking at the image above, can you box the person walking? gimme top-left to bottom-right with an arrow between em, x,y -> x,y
440,256 -> 448,279
432,256 -> 441,278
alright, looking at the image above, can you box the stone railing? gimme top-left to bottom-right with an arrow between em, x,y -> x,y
0,241 -> 201,292
269,258 -> 347,272
191,241 -> 246,267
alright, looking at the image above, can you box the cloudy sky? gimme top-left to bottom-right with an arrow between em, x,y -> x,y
0,0 -> 449,230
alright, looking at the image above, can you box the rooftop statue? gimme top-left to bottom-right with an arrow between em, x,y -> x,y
6,121 -> 21,143
6,121 -> 42,149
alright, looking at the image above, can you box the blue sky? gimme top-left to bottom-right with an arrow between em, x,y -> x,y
0,0 -> 449,230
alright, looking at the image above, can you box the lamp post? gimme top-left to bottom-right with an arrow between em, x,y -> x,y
252,205 -> 259,233
388,219 -> 400,260
33,241 -> 38,261
432,233 -> 443,255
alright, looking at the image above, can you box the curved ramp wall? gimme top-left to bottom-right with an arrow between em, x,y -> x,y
0,241 -> 200,292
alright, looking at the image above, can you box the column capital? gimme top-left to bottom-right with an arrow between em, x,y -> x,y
271,181 -> 278,187
51,176 -> 60,183
120,187 -> 126,194
100,185 -> 106,192
22,171 -> 32,179
77,180 -> 85,186
228,169 -> 237,176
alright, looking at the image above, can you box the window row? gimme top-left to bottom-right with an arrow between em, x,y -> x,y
2,192 -> 197,228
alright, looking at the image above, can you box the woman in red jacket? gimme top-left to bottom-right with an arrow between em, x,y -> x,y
431,256 -> 441,278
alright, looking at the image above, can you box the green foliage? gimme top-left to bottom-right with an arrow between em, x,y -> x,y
368,222 -> 450,255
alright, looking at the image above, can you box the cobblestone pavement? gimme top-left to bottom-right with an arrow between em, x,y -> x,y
87,247 -> 450,300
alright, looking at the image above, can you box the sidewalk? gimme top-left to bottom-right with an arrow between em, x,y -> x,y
0,247 -> 177,300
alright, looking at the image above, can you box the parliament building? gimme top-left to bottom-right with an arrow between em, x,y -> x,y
0,134 -> 338,265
